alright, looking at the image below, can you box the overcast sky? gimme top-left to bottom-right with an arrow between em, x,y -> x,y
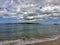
0,0 -> 60,23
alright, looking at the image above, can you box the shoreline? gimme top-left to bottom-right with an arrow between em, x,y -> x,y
0,35 -> 60,45
26,38 -> 60,45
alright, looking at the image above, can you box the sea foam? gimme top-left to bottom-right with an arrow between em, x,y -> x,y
0,35 -> 60,45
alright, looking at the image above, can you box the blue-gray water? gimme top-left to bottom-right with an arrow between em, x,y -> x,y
0,24 -> 60,41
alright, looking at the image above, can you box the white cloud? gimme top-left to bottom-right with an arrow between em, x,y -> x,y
0,0 -> 60,22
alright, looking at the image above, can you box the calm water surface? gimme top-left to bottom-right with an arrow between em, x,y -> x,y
0,24 -> 60,40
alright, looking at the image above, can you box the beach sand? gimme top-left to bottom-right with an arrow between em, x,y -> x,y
26,39 -> 60,45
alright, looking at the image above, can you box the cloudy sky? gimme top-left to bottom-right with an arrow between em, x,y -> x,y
0,0 -> 60,23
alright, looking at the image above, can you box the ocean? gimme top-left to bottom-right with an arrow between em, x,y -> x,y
0,24 -> 60,45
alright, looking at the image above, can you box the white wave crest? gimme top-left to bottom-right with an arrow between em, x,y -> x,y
0,35 -> 60,45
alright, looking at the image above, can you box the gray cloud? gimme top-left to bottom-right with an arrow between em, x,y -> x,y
0,0 -> 60,22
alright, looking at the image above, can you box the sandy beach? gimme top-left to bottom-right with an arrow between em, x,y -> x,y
26,39 -> 60,45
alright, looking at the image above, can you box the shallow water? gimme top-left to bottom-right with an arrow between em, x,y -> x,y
0,24 -> 60,45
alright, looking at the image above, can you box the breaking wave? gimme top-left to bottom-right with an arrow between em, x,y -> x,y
0,35 -> 60,45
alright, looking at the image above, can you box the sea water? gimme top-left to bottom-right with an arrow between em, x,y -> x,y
0,24 -> 60,45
